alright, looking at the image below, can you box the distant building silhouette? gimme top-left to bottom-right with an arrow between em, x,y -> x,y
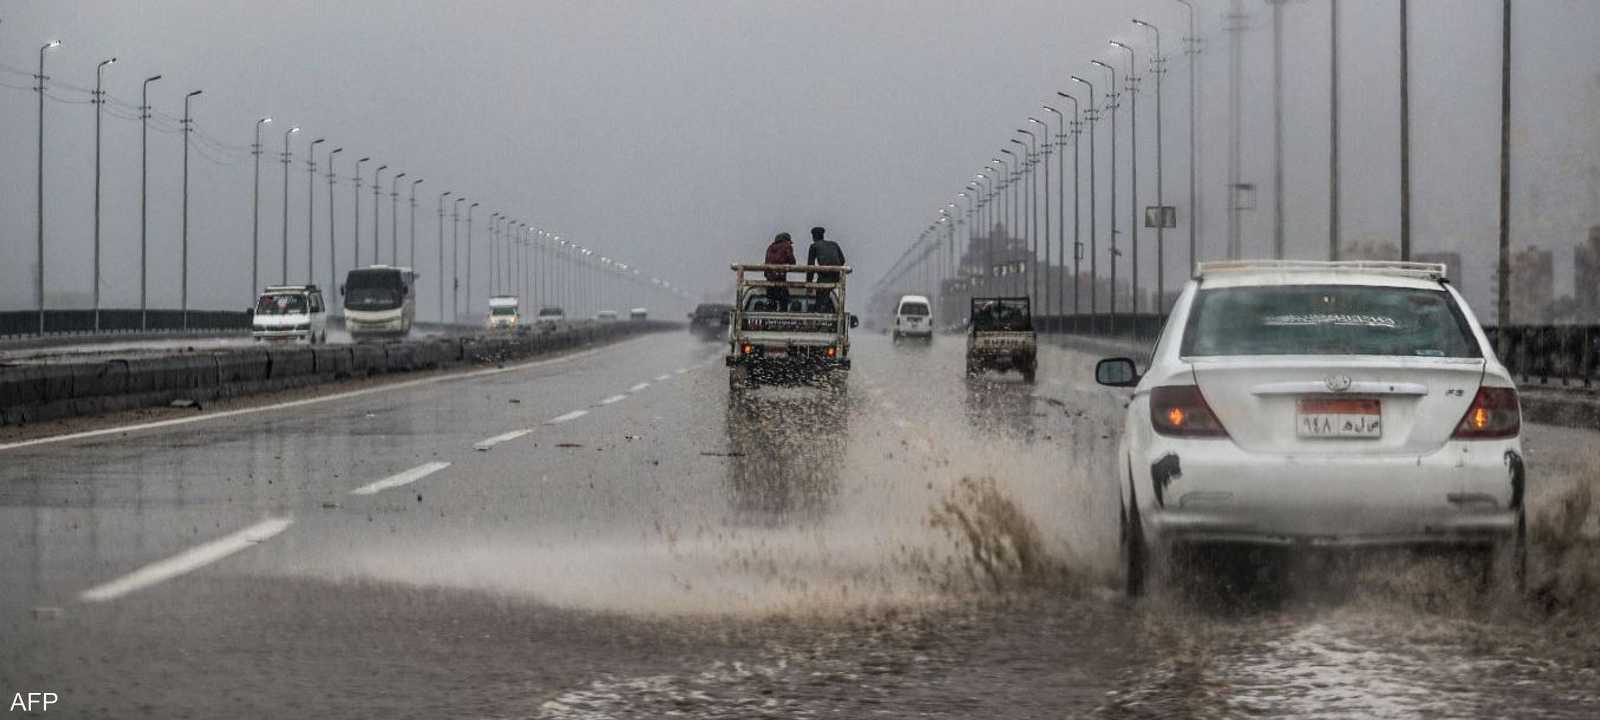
1510,246 -> 1554,324
1576,227 -> 1600,321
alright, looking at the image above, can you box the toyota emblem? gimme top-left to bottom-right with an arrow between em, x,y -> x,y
1325,374 -> 1353,392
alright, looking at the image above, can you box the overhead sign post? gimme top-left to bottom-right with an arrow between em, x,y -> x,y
1144,206 -> 1177,229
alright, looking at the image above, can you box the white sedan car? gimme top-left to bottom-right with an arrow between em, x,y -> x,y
1096,260 -> 1525,596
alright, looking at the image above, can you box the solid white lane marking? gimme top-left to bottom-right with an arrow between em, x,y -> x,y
548,409 -> 588,424
0,342 -> 624,453
79,517 -> 294,603
598,394 -> 627,405
628,382 -> 650,393
654,374 -> 671,382
472,430 -> 531,452
350,461 -> 451,494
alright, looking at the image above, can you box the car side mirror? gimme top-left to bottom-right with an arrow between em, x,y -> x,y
338,284 -> 346,297
849,314 -> 859,329
1095,357 -> 1140,388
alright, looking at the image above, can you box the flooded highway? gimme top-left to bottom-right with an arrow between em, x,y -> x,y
3,330 -> 1596,718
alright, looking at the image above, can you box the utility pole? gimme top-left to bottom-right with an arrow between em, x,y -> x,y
306,138 -> 324,283
1113,41 -> 1140,317
327,148 -> 342,303
92,58 -> 115,332
1073,76 -> 1099,330
1270,0 -> 1286,259
1399,0 -> 1412,261
1177,0 -> 1199,274
437,192 -> 451,323
373,165 -> 386,263
1136,19 -> 1167,315
1496,0 -> 1512,328
354,157 -> 369,266
391,173 -> 405,264
181,90 -> 203,330
410,179 -> 423,271
251,117 -> 270,299
1227,0 -> 1244,259
1093,60 -> 1118,333
35,40 -> 60,335
140,75 -> 162,330
281,126 -> 299,283
1329,0 -> 1341,261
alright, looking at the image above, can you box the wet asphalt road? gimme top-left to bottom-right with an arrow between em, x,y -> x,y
2,330 -> 1598,718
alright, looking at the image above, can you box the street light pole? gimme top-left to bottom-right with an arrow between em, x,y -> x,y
452,197 -> 464,322
1112,40 -> 1139,318
1135,19 -> 1167,314
307,138 -> 324,283
437,191 -> 451,323
354,157 -> 369,266
1092,59 -> 1119,333
1029,118 -> 1051,318
1177,0 -> 1198,275
390,172 -> 405,264
251,116 -> 270,299
999,151 -> 1020,296
35,40 -> 60,335
181,89 -> 203,330
1071,76 -> 1099,330
373,165 -> 387,263
140,74 -> 162,330
92,57 -> 116,332
467,203 -> 478,317
410,179 -> 423,270
326,148 -> 342,299
281,126 -> 299,283
489,212 -> 500,296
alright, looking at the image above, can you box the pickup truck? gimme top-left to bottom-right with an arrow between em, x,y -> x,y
966,296 -> 1037,383
725,263 -> 857,391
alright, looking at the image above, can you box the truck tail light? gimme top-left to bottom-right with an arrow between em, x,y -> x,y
1452,386 -> 1520,439
1151,385 -> 1230,438
740,343 -> 754,355
825,346 -> 837,358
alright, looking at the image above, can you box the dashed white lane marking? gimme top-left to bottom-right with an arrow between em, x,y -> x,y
598,394 -> 628,406
547,409 -> 589,424
674,367 -> 689,375
472,430 -> 532,452
350,461 -> 452,494
79,517 -> 294,603
628,382 -> 650,393
654,374 -> 671,382
0,343 -> 619,453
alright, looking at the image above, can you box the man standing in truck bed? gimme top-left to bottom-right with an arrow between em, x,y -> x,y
805,226 -> 846,284
764,232 -> 796,306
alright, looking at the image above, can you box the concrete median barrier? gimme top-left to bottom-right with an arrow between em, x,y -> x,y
0,321 -> 678,426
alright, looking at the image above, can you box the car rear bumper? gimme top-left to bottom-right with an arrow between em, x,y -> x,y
252,330 -> 311,341
1139,439 -> 1523,547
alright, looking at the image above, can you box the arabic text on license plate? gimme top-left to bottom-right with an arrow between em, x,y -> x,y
1296,398 -> 1381,438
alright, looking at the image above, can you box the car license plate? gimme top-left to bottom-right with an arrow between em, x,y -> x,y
1296,398 -> 1381,438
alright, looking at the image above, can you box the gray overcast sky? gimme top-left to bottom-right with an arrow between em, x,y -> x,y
2,1 -> 1597,322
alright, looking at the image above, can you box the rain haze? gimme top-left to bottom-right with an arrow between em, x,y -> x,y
4,2 -> 1600,719
3,1 -> 1597,318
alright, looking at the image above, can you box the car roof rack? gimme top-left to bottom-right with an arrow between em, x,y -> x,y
1195,259 -> 1447,281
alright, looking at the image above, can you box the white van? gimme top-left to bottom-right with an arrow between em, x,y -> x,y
253,285 -> 328,344
487,295 -> 520,332
893,294 -> 933,342
596,310 -> 619,322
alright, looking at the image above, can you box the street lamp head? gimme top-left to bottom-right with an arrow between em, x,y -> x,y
258,116 -> 272,126
470,202 -> 479,208
1091,59 -> 1112,70
187,89 -> 203,97
394,172 -> 405,179
1028,116 -> 1045,126
311,138 -> 325,146
1110,41 -> 1130,51
100,57 -> 116,67
413,178 -> 423,186
376,164 -> 387,172
146,74 -> 163,83
1133,18 -> 1152,28
44,40 -> 60,50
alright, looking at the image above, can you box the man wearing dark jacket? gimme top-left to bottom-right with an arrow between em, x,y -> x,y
805,226 -> 846,284
764,232 -> 795,306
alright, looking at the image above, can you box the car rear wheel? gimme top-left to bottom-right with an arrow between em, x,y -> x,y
1122,477 -> 1149,599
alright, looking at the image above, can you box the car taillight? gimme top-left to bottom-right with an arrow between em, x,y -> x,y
825,346 -> 837,358
741,343 -> 754,355
1150,385 -> 1229,438
1452,386 -> 1520,439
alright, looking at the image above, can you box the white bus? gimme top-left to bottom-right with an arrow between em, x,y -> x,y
342,265 -> 417,341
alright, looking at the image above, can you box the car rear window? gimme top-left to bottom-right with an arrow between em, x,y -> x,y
1180,285 -> 1481,358
899,302 -> 929,316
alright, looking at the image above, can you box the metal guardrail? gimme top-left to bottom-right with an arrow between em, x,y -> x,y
0,309 -> 251,339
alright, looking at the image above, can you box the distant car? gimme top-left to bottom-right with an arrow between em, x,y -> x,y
689,303 -> 733,340
252,285 -> 327,344
486,295 -> 520,332
629,307 -> 649,321
1098,260 -> 1526,598
596,310 -> 619,321
893,294 -> 933,342
535,307 -> 565,324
